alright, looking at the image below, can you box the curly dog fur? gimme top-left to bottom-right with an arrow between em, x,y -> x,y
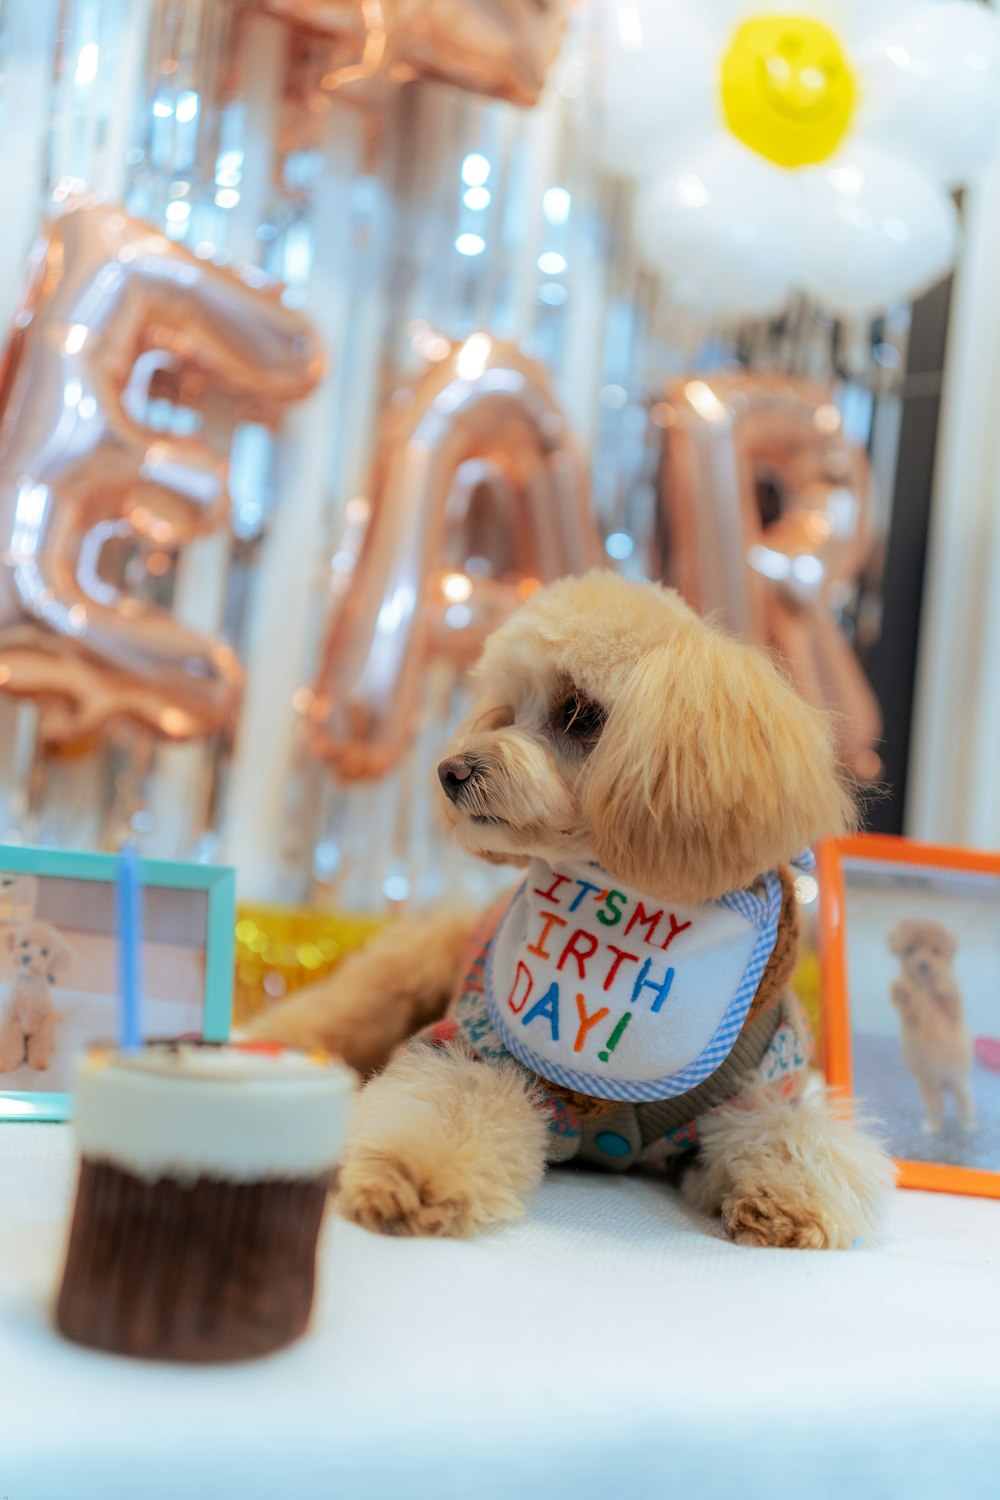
889,919 -> 973,1133
0,920 -> 71,1072
250,573 -> 892,1245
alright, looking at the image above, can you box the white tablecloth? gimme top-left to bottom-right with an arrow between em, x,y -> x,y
2,1123 -> 999,1500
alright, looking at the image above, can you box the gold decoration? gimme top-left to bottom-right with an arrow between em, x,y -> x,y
307,331 -> 602,781
233,905 -> 384,1024
0,202 -> 324,747
657,373 -> 882,782
260,0 -> 568,108
790,946 -> 823,1060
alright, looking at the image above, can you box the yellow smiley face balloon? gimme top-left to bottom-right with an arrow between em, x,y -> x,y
720,13 -> 856,169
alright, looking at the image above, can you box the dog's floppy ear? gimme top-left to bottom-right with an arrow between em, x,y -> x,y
41,924 -> 72,975
3,927 -> 16,954
581,618 -> 855,906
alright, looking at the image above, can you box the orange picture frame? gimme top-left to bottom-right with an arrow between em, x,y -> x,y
818,832 -> 1000,1200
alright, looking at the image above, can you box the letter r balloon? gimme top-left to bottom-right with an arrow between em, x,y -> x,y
655,372 -> 882,782
0,202 -> 324,747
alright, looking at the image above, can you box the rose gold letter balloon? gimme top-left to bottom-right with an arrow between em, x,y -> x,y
656,374 -> 882,781
0,203 -> 324,746
261,0 -> 568,106
260,0 -> 380,88
391,0 -> 567,106
309,331 -> 602,779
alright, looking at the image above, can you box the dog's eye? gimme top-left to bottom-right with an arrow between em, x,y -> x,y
40,948 -> 48,957
551,692 -> 605,745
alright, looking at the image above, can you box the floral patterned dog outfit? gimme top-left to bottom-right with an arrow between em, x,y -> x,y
420,856 -> 813,1171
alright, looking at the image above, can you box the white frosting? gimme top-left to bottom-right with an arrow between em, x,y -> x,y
73,1044 -> 357,1183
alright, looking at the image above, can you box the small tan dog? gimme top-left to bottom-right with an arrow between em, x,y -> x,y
251,574 -> 891,1247
0,921 -> 71,1072
889,919 -> 973,1134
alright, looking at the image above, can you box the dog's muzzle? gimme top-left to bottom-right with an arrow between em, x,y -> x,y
438,754 -> 476,803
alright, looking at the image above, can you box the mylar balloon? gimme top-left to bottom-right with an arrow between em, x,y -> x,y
262,0 -> 568,106
308,332 -> 603,781
0,203 -> 324,746
656,373 -> 882,781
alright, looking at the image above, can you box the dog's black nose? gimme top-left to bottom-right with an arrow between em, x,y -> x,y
438,755 -> 475,802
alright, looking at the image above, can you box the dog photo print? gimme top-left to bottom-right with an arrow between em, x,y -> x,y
820,835 -> 1000,1198
0,848 -> 233,1118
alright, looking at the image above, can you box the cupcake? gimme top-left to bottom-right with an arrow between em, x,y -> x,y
55,1040 -> 356,1362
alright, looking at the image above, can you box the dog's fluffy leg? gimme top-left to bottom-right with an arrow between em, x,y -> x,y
955,1077 -> 976,1130
917,1076 -> 945,1135
0,1014 -> 24,1072
26,1010 -> 56,1070
242,910 -> 478,1074
338,1044 -> 549,1237
681,1081 -> 895,1249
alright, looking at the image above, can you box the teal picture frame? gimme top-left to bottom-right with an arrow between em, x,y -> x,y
0,844 -> 235,1122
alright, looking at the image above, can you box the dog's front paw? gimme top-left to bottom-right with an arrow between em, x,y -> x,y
338,1150 -> 478,1238
721,1188 -> 836,1250
334,1045 -> 549,1238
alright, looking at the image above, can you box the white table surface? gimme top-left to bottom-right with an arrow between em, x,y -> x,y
2,1123 -> 999,1500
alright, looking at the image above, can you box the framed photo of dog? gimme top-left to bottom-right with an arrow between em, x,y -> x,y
819,834 -> 1000,1199
0,845 -> 234,1121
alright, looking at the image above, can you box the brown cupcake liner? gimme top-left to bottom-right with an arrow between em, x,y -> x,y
56,1157 -> 330,1362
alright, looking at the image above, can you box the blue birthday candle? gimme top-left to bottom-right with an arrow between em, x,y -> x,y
116,842 -> 144,1053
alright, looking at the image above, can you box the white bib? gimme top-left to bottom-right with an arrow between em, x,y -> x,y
484,858 -> 784,1103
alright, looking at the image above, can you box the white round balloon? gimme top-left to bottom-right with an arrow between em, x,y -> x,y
798,144 -> 960,315
634,139 -> 799,319
597,1 -> 719,181
856,2 -> 1000,187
